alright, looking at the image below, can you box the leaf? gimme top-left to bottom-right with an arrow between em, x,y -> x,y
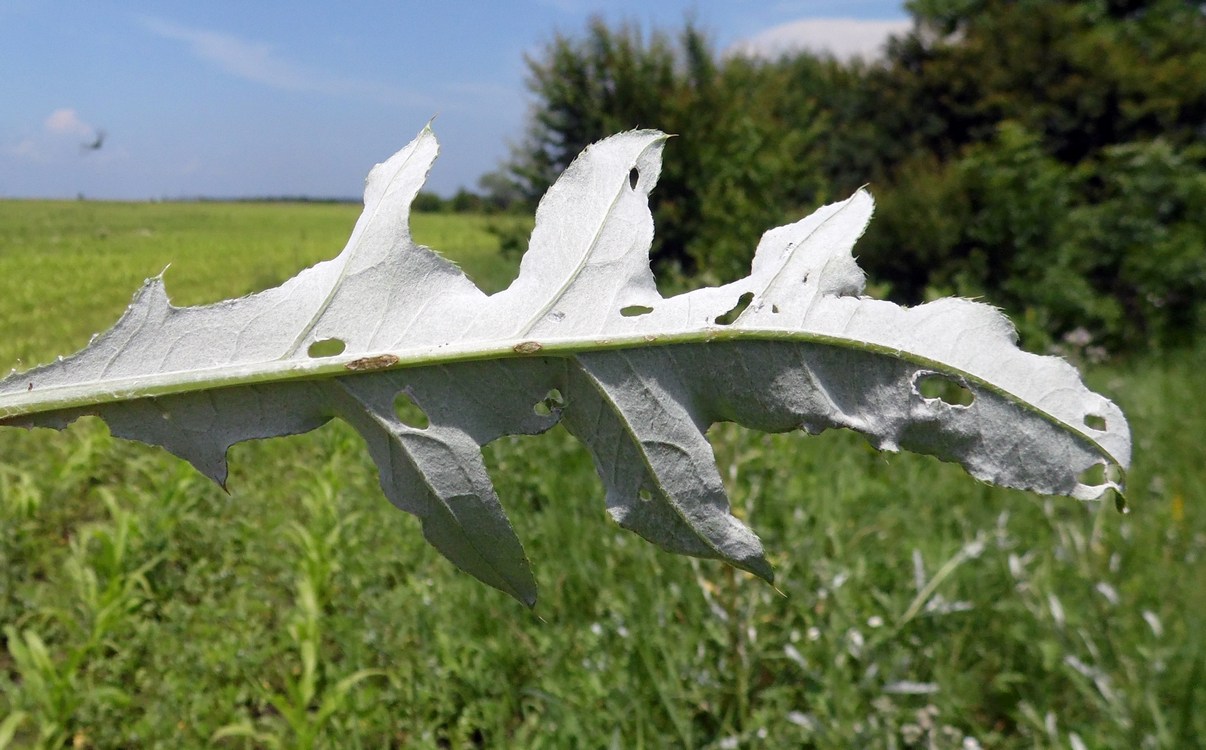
0,711 -> 29,750
0,126 -> 1130,606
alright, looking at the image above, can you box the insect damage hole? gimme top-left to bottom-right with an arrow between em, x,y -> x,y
1084,414 -> 1107,431
714,292 -> 754,326
620,304 -> 654,317
628,167 -> 640,190
307,338 -> 346,358
532,388 -> 565,417
1077,463 -> 1108,487
393,391 -> 429,429
915,373 -> 975,407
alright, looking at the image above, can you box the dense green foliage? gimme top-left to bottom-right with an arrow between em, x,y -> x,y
856,0 -> 1206,352
1,201 -> 1202,748
506,1 -> 1206,351
502,19 -> 831,284
866,125 -> 1206,351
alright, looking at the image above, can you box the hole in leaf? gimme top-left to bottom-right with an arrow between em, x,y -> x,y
638,488 -> 653,503
307,338 -> 346,358
533,388 -> 565,417
393,392 -> 429,429
916,373 -> 975,406
628,167 -> 639,190
714,292 -> 754,326
1084,414 -> 1107,431
620,304 -> 654,317
1078,463 -> 1107,487
771,304 -> 781,314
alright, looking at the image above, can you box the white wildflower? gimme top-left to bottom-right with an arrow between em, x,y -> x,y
1142,610 -> 1163,638
1094,581 -> 1120,606
1047,593 -> 1066,628
784,644 -> 807,669
884,681 -> 940,695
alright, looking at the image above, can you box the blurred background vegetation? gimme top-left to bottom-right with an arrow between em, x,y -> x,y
460,0 -> 1205,356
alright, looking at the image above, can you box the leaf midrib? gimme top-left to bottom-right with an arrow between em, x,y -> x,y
0,328 -> 1118,471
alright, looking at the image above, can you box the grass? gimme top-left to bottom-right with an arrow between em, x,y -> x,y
0,201 -> 522,371
0,200 -> 1202,748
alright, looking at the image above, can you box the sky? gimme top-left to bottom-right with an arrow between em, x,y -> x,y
0,1 -> 909,201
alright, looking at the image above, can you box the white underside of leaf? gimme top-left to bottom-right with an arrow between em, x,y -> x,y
0,126 -> 1131,604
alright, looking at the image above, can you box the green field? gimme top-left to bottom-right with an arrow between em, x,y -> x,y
0,200 -> 1202,748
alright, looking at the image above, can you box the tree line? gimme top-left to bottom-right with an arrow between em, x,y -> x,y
489,0 -> 1205,355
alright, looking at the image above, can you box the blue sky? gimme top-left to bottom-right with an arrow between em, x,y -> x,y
1,1 -> 908,200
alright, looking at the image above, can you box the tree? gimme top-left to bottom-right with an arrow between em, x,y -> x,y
476,170 -> 527,213
411,191 -> 447,213
507,6 -> 1206,351
505,17 -> 829,282
875,0 -> 1206,165
851,0 -> 1206,350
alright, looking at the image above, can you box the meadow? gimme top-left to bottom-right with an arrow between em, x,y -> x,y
0,200 -> 1201,748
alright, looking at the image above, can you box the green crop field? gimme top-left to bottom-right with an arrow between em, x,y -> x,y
0,200 -> 1202,749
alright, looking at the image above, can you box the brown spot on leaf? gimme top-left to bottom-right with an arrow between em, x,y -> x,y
344,354 -> 400,372
513,341 -> 543,354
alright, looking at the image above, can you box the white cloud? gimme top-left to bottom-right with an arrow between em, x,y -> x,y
5,109 -> 100,162
45,108 -> 94,137
728,18 -> 912,62
138,16 -> 415,104
7,137 -> 43,161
